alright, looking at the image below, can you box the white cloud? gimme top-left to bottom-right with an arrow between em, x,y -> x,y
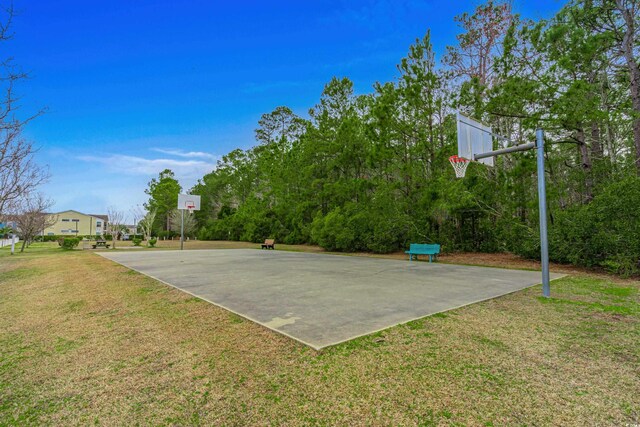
77,154 -> 216,180
71,149 -> 220,216
151,148 -> 219,161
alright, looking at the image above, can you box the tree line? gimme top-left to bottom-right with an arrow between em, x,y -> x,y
142,0 -> 640,275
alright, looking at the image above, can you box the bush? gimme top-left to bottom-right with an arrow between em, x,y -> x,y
198,218 -> 234,241
148,237 -> 157,248
197,200 -> 289,244
132,237 -> 142,246
516,176 -> 640,276
366,212 -> 410,253
60,237 -> 80,250
311,207 -> 363,252
41,234 -> 89,242
157,230 -> 177,240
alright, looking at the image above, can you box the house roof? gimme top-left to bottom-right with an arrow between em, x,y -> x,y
89,214 -> 108,222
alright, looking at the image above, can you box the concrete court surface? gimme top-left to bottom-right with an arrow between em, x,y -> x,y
98,249 -> 564,350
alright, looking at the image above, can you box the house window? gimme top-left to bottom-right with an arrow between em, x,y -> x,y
47,232 -> 54,236
96,221 -> 101,227
62,219 -> 70,222
71,219 -> 79,222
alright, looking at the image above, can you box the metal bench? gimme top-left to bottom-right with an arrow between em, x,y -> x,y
405,243 -> 440,262
261,239 -> 275,250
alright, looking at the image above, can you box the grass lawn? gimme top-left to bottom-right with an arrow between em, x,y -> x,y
1,242 -> 639,425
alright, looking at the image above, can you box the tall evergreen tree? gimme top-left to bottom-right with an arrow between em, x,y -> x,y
187,0 -> 640,274
144,169 -> 182,233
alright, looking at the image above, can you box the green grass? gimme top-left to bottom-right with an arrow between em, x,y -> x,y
0,241 -> 50,255
0,244 -> 638,425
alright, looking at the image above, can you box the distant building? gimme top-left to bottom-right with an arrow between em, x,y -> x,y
42,210 -> 109,236
121,224 -> 138,240
124,224 -> 137,234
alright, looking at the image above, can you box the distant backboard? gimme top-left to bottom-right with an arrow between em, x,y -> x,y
177,194 -> 201,211
457,112 -> 494,166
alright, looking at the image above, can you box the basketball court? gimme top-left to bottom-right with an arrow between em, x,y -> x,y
98,249 -> 563,350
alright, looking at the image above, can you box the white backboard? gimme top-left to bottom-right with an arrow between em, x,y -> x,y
457,112 -> 494,166
177,194 -> 201,211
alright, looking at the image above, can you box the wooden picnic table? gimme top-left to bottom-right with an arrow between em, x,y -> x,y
92,240 -> 111,249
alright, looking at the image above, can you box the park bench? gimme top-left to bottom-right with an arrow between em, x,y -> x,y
405,243 -> 440,263
261,239 -> 275,250
92,240 -> 111,249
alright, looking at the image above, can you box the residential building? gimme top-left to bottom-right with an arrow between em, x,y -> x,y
122,224 -> 139,240
42,210 -> 109,236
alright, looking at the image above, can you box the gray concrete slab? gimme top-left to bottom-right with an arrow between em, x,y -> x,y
97,249 -> 564,349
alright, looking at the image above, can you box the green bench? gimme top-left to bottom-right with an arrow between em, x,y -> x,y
405,243 -> 440,263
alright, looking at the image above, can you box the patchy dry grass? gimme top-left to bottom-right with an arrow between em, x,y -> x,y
1,243 -> 639,425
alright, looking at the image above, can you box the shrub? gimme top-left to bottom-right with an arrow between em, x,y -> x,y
516,176 -> 640,276
157,230 -> 177,240
42,234 -> 102,242
60,237 -> 80,250
311,207 -> 360,252
148,237 -> 157,248
366,211 -> 410,253
42,235 -> 78,242
132,237 -> 142,246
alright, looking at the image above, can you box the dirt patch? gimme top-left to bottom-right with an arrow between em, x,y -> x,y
586,311 -> 637,323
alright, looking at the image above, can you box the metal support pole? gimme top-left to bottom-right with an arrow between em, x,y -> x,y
10,233 -> 15,255
180,209 -> 184,251
474,142 -> 536,161
536,129 -> 550,297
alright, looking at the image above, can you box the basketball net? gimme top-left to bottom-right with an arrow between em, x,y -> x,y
449,155 -> 470,178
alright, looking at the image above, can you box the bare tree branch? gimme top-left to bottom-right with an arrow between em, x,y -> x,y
0,4 -> 48,214
169,209 -> 196,237
106,207 -> 124,249
8,192 -> 55,252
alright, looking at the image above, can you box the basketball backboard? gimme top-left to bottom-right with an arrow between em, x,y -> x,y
177,194 -> 201,211
456,112 -> 494,166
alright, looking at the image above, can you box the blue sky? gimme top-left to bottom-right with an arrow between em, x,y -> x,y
12,0 -> 563,218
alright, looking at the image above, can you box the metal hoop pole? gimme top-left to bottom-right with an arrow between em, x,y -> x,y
180,208 -> 184,251
474,142 -> 536,160
536,129 -> 550,297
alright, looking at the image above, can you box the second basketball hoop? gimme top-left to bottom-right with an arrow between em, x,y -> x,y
177,194 -> 201,250
178,194 -> 201,212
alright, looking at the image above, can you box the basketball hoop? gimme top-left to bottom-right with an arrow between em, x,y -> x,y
177,194 -> 201,250
449,155 -> 470,178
